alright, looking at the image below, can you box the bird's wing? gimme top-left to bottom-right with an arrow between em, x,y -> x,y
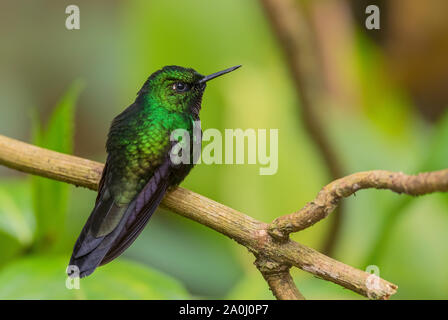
68,157 -> 172,278
99,158 -> 171,265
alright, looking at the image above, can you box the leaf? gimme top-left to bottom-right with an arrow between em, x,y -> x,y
0,256 -> 189,299
31,80 -> 83,247
0,180 -> 34,266
0,180 -> 34,246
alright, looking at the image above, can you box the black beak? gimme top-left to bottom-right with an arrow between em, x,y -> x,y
199,65 -> 242,84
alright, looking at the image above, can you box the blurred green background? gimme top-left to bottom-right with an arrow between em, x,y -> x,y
0,0 -> 447,299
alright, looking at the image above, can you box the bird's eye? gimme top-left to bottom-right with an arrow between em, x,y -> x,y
172,82 -> 191,93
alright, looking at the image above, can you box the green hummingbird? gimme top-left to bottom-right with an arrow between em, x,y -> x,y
68,65 -> 241,277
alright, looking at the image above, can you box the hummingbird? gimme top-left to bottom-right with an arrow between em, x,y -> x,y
68,65 -> 241,278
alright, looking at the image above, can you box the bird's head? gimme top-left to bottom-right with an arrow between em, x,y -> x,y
137,65 -> 241,117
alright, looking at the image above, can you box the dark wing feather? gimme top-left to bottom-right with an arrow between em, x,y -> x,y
99,159 -> 171,265
68,159 -> 172,278
95,161 -> 109,203
69,161 -> 112,260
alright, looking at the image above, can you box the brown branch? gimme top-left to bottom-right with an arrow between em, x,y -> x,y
269,170 -> 448,241
255,257 -> 305,300
0,134 -> 102,191
0,134 -> 399,299
260,0 -> 345,255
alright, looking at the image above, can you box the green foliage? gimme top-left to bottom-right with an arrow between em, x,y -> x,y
354,31 -> 414,140
0,180 -> 34,247
421,111 -> 448,171
31,80 -> 83,248
364,110 -> 448,266
0,256 -> 188,299
0,178 -> 34,267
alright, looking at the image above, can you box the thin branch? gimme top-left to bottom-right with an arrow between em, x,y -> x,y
269,170 -> 448,241
255,257 -> 305,300
260,0 -> 345,255
0,134 -> 398,299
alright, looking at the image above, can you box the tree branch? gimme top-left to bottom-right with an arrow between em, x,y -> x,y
0,134 -> 400,299
255,257 -> 305,300
269,169 -> 448,241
